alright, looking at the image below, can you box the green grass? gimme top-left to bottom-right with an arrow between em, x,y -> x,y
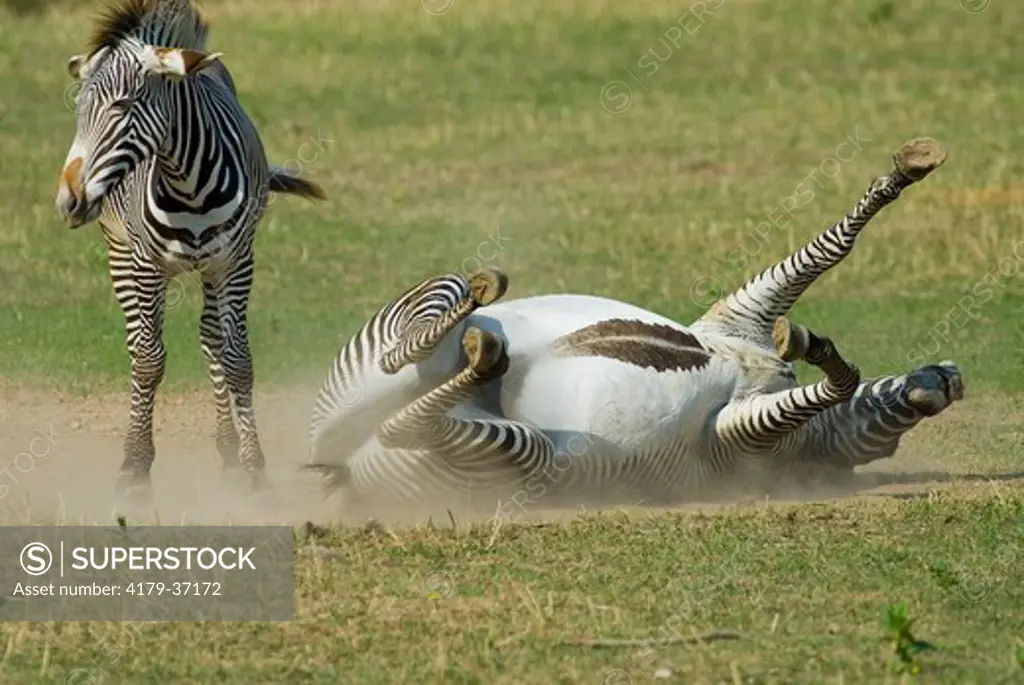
2,498 -> 1024,684
1,0 -> 1023,682
2,0 -> 1023,392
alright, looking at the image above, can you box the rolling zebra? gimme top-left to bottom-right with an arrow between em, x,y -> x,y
55,0 -> 325,495
306,138 -> 963,521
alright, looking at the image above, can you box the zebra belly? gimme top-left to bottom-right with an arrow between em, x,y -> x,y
499,354 -> 736,453
460,293 -> 731,441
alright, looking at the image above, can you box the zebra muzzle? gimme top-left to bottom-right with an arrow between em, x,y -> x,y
67,197 -> 101,229
56,157 -> 98,228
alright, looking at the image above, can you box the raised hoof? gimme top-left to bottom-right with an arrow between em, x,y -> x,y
772,317 -> 810,363
892,138 -> 947,182
461,327 -> 509,380
906,360 -> 964,416
468,268 -> 509,307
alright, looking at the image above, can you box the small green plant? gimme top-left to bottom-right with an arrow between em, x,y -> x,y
885,600 -> 938,676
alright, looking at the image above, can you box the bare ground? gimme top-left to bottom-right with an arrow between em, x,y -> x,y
0,384 -> 336,526
0,384 -> 1019,529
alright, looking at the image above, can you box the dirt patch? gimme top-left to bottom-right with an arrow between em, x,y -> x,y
0,385 -> 1017,528
0,385 -> 338,526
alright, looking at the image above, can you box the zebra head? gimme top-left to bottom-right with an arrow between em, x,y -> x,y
56,41 -> 221,229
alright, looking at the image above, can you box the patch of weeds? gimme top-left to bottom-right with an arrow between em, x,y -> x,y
885,600 -> 938,676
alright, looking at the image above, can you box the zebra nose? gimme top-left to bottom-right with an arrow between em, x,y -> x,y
56,157 -> 89,227
56,190 -> 91,228
56,188 -> 81,218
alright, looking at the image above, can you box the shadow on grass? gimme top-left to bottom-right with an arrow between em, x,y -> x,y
859,471 -> 1024,487
850,471 -> 1024,500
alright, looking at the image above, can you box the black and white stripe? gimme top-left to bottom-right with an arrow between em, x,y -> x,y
694,139 -> 947,348
307,273 -> 477,450
305,140 -> 959,516
60,1 -> 323,493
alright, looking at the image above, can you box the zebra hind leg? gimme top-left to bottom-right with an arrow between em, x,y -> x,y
378,268 -> 509,375
714,317 -> 861,455
696,138 -> 946,348
768,317 -> 866,488
377,327 -> 556,507
772,317 -> 860,383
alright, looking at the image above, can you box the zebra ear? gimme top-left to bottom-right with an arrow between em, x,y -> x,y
67,54 -> 89,80
142,47 -> 223,79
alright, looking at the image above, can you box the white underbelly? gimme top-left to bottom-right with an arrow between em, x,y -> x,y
499,354 -> 738,452
439,294 -> 732,453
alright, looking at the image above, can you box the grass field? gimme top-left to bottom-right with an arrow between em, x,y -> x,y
1,0 -> 1023,682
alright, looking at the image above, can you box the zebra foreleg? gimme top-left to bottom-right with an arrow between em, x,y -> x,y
113,255 -> 169,497
714,317 -> 861,454
211,254 -> 268,491
377,327 -> 556,489
696,138 -> 946,346
199,278 -> 240,471
378,269 -> 509,375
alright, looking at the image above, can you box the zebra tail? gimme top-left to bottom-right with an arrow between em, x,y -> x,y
268,166 -> 327,201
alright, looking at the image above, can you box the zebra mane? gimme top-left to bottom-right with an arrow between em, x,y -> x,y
87,0 -> 210,56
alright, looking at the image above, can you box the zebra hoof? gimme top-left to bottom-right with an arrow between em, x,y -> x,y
906,361 -> 964,416
772,317 -> 810,363
468,268 -> 509,307
302,462 -> 350,494
893,138 -> 946,182
462,327 -> 509,380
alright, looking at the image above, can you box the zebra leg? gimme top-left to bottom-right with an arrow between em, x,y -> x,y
695,138 -> 946,346
801,361 -> 964,468
112,247 -> 169,496
304,269 -> 509,497
198,278 -> 241,471
377,327 -> 555,479
378,268 -> 509,374
714,317 -> 861,453
209,252 -> 268,491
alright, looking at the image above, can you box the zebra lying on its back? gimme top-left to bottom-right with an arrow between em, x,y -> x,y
55,0 -> 325,497
306,138 -> 962,520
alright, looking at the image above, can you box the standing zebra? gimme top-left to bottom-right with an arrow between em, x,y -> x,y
55,0 -> 325,495
305,138 -> 963,521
